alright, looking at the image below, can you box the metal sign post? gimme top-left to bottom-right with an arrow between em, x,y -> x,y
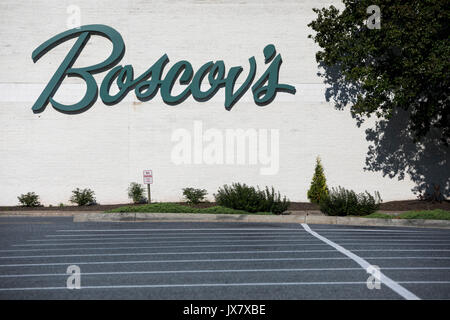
143,170 -> 153,204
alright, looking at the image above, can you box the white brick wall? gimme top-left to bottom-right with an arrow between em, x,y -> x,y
0,0 -> 418,205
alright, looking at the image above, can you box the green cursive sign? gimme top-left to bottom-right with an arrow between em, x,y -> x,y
32,24 -> 296,114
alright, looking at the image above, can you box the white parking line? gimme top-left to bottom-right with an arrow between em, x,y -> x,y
0,256 -> 449,267
29,234 -> 450,242
0,267 -> 364,278
55,228 -> 442,233
57,228 -> 306,232
14,238 -> 450,247
0,249 -> 341,259
301,223 -> 421,300
1,249 -> 450,260
2,242 -> 449,253
311,228 -> 447,233
13,239 -> 323,247
0,243 -> 332,253
0,242 -> 450,252
46,232 -> 304,237
1,281 -> 449,292
28,235 -> 314,242
1,267 -> 450,278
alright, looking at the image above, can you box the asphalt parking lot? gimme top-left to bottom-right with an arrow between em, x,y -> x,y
0,216 -> 449,299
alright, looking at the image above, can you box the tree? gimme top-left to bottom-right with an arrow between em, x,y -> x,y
307,157 -> 329,204
128,182 -> 147,204
308,0 -> 449,145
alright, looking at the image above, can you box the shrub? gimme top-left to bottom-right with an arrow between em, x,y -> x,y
182,187 -> 208,204
128,182 -> 147,204
17,192 -> 41,207
307,156 -> 329,204
70,188 -> 96,206
261,186 -> 291,215
214,183 -> 290,215
319,186 -> 381,216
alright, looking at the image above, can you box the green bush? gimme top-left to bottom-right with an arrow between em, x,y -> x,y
182,187 -> 208,204
307,156 -> 328,204
17,192 -> 41,207
319,186 -> 381,216
70,188 -> 96,206
214,183 -> 290,215
107,203 -> 273,215
128,182 -> 147,204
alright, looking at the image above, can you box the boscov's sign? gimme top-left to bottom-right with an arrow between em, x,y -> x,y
31,24 -> 296,114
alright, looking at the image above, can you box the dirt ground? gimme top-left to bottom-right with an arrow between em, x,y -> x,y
1,199 -> 449,212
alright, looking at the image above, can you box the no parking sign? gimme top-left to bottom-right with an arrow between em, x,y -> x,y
143,170 -> 153,184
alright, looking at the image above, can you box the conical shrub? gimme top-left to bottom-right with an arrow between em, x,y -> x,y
307,156 -> 329,204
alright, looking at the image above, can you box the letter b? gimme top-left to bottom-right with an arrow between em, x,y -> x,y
31,24 -> 125,113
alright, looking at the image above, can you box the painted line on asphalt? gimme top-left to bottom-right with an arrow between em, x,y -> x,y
0,257 -> 353,267
1,249 -> 450,260
28,235 -> 315,242
13,239 -> 324,247
0,249 -> 341,259
55,227 -> 440,233
29,234 -> 450,242
0,256 -> 449,267
2,267 -> 450,278
13,238 -> 450,247
0,243 -> 333,253
1,281 -> 450,292
311,228 -> 446,233
2,242 -> 449,253
0,267 -> 364,278
56,228 -> 306,232
301,223 -> 421,300
0,242 -> 450,252
45,231 -> 305,237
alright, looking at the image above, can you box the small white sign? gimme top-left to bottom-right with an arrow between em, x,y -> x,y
143,170 -> 153,184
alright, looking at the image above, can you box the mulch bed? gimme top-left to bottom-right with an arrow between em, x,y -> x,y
1,200 -> 448,212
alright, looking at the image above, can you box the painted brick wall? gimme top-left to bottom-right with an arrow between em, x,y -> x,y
0,0 -> 421,205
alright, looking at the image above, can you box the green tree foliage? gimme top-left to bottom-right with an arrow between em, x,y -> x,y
70,188 -> 96,206
319,186 -> 382,216
307,157 -> 329,204
17,192 -> 41,207
128,182 -> 147,204
308,0 -> 449,144
182,187 -> 208,204
214,183 -> 290,215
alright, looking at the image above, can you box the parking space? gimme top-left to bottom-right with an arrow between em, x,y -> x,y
0,217 -> 449,299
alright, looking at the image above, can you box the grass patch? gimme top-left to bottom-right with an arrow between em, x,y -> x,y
364,209 -> 450,220
106,203 -> 273,215
362,212 -> 392,219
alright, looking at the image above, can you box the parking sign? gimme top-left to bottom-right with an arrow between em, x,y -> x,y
143,170 -> 153,184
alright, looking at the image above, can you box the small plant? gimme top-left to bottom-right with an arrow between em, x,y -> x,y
319,186 -> 381,216
182,187 -> 208,204
70,188 -> 96,206
214,183 -> 290,215
307,156 -> 329,204
17,192 -> 41,207
261,186 -> 290,215
128,182 -> 147,204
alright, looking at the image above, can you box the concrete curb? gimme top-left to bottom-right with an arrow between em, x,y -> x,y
72,212 -> 450,229
0,211 -> 103,217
